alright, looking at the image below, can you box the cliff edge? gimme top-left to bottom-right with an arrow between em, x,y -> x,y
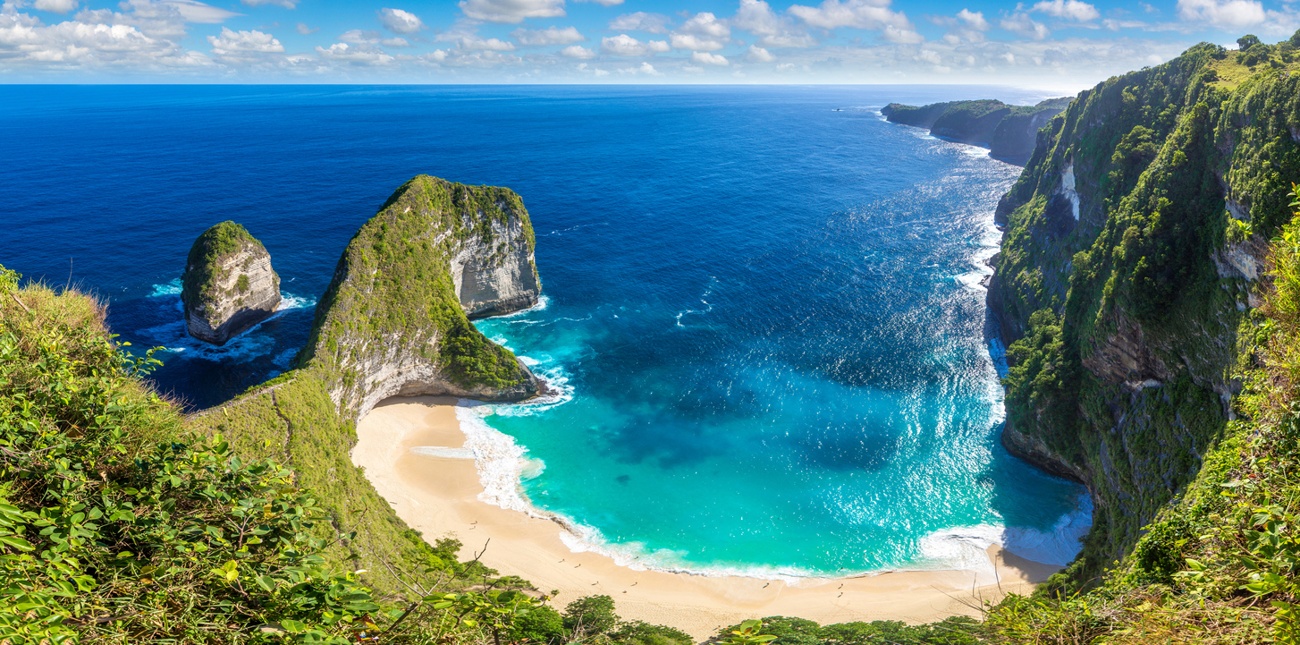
882,97 -> 1072,165
989,39 -> 1300,580
180,220 -> 281,344
300,175 -> 543,417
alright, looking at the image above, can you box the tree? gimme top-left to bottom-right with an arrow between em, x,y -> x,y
563,595 -> 619,637
1238,34 -> 1262,50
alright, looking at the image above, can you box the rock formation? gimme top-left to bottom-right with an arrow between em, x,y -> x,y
181,221 -> 281,345
882,97 -> 1072,165
299,175 -> 543,418
987,41 -> 1300,577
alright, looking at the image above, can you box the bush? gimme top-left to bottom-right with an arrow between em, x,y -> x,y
563,595 -> 619,637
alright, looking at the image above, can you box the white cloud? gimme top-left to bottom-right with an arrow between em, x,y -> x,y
295,22 -> 316,34
733,0 -> 815,47
33,0 -> 78,13
0,5 -> 210,68
340,29 -> 408,47
459,35 -> 514,50
458,0 -> 564,24
1032,0 -> 1100,22
692,50 -> 728,65
883,24 -> 922,43
576,0 -> 622,5
241,0 -> 296,8
600,33 -> 668,56
1001,12 -> 1050,39
670,33 -> 726,51
680,11 -> 729,38
609,11 -> 669,33
788,0 -> 912,31
670,11 -> 729,51
316,41 -> 395,65
511,25 -> 583,45
1176,0 -> 1267,28
617,61 -> 660,75
746,44 -> 774,61
378,8 -> 423,34
208,26 -> 282,59
559,44 -> 594,58
152,1 -> 238,24
956,8 -> 989,30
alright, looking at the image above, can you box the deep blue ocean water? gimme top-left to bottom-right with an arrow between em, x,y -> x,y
0,85 -> 1089,577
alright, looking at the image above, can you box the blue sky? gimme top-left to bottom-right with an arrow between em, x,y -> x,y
1,0 -> 1297,87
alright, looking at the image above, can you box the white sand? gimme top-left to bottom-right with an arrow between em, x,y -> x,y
352,397 -> 1060,640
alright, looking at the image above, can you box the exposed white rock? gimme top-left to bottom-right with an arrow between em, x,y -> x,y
1060,161 -> 1081,222
182,222 -> 281,345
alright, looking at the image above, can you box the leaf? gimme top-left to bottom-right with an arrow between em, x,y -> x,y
0,535 -> 33,552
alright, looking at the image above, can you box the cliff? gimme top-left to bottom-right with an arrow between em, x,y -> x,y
990,38 -> 1300,583
180,221 -> 281,344
882,97 -> 1072,165
188,175 -> 544,598
299,175 -> 543,417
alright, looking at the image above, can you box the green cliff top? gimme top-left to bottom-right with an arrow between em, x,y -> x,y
180,220 -> 268,310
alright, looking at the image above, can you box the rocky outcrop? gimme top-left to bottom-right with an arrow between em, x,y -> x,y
882,97 -> 1072,165
988,40 -> 1300,578
181,221 -> 281,345
300,175 -> 543,418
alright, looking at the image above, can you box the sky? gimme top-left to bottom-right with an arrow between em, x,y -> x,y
1,0 -> 1298,88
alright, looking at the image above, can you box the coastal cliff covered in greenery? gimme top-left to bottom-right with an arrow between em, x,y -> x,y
981,31 -> 1300,641
9,34 -> 1300,643
181,221 -> 281,345
882,97 -> 1072,165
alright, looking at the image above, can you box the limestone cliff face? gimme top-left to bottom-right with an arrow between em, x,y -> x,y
990,42 -> 1300,576
451,216 -> 541,318
181,221 -> 281,345
882,98 -> 1071,165
299,175 -> 543,419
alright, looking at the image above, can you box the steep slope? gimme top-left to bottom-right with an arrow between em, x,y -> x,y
181,221 -> 281,344
990,39 -> 1300,583
882,97 -> 1072,165
189,175 -> 545,598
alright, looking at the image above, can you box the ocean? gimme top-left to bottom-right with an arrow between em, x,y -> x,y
0,84 -> 1089,577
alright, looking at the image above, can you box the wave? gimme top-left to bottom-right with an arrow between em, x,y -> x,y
491,294 -> 550,320
917,492 -> 1093,573
139,279 -> 316,362
674,275 -> 719,328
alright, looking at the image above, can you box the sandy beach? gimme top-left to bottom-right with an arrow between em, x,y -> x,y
352,397 -> 1060,640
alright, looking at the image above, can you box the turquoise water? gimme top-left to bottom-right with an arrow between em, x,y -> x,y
0,85 -> 1089,577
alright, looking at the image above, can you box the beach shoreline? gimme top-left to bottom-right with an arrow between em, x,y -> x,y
352,396 -> 1061,640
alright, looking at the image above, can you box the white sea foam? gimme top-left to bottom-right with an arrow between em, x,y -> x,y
674,275 -> 718,328
150,278 -> 183,297
454,405 -> 548,514
411,446 -> 475,459
493,294 -> 550,319
140,280 -> 316,363
917,492 -> 1094,576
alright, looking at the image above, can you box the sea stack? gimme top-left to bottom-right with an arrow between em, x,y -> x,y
181,221 -> 281,344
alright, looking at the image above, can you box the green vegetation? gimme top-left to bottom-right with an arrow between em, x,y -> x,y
181,221 -> 265,312
882,97 -> 1073,164
0,268 -> 677,644
299,175 -> 537,414
188,175 -> 542,601
992,35 -> 1300,584
10,34 -> 1300,643
712,616 -> 981,645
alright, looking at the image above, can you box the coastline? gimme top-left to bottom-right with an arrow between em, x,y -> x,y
352,396 -> 1062,639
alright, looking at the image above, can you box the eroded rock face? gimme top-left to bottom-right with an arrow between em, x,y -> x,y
301,175 -> 543,418
181,221 -> 281,345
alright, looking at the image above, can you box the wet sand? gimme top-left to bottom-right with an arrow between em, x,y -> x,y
352,396 -> 1060,640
